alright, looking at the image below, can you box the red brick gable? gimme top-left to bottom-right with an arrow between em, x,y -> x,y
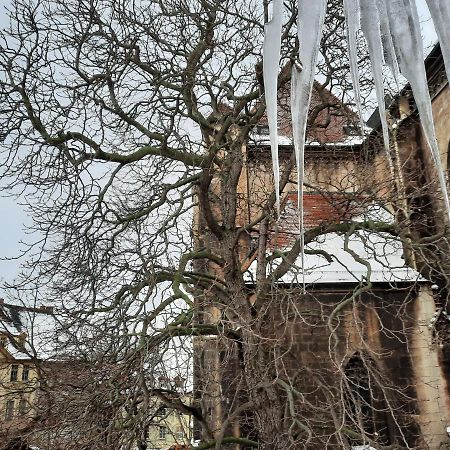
269,193 -> 365,248
257,81 -> 358,144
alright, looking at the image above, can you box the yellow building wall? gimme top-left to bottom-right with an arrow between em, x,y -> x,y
0,340 -> 40,432
146,403 -> 193,450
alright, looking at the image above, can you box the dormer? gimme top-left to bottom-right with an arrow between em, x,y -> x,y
0,331 -> 29,361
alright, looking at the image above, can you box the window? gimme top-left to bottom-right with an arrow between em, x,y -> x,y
255,124 -> 269,135
443,343 -> 450,362
343,125 -> 362,136
159,426 -> 168,440
22,365 -> 30,381
344,354 -> 391,446
5,400 -> 14,421
156,406 -> 166,417
18,398 -> 27,416
447,140 -> 450,183
10,364 -> 19,382
0,336 -> 7,347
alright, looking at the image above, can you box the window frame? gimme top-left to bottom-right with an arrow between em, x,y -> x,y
10,364 -> 19,382
158,425 -> 168,440
22,365 -> 30,381
5,399 -> 14,421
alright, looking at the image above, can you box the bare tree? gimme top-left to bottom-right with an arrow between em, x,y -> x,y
1,0 -> 449,449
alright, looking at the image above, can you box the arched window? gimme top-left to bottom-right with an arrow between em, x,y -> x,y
344,353 -> 391,447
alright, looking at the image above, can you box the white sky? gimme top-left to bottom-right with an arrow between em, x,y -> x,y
0,0 -> 440,290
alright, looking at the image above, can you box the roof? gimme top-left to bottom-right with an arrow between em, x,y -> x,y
0,299 -> 58,360
367,43 -> 447,130
245,198 -> 424,285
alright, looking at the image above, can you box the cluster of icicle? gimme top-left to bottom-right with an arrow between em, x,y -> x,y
263,0 -> 450,274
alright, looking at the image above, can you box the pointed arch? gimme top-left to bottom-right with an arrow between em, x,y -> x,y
343,353 -> 392,447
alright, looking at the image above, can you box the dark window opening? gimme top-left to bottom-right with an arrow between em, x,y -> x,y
344,354 -> 391,447
5,400 -> 14,421
10,364 -> 19,382
255,124 -> 269,136
343,125 -> 361,136
18,398 -> 27,416
442,343 -> 450,362
159,426 -> 168,440
156,406 -> 167,417
22,365 -> 30,382
447,140 -> 450,183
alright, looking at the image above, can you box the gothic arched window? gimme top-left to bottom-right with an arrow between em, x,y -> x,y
344,353 -> 392,447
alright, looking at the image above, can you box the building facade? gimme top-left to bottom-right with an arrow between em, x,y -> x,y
193,57 -> 450,449
0,299 -> 55,449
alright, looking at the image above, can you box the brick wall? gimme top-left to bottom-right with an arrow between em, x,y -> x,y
200,284 -> 450,449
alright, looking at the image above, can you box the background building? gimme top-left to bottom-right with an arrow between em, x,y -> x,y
0,299 -> 55,449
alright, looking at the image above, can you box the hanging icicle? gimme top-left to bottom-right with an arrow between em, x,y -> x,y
343,0 -> 364,134
359,0 -> 395,176
291,64 -> 306,289
291,0 -> 328,288
263,0 -> 283,216
384,0 -> 450,222
376,0 -> 400,85
425,0 -> 450,84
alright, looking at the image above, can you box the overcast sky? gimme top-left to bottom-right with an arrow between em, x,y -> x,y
0,0 -> 440,292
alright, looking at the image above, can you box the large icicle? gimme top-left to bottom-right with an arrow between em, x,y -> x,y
385,0 -> 450,222
376,0 -> 400,85
261,0 -> 450,264
291,64 -> 306,289
343,0 -> 364,133
291,0 -> 328,287
425,0 -> 450,83
359,0 -> 394,175
263,0 -> 283,216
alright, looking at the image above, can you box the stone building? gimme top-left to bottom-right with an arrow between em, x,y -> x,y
194,47 -> 450,449
369,42 -> 450,411
146,395 -> 193,450
0,299 -> 55,449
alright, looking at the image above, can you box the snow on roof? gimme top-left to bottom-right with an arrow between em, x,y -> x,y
0,300 -> 58,360
249,134 -> 365,147
245,202 -> 425,285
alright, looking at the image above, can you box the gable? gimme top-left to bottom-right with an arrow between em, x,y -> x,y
252,80 -> 360,147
